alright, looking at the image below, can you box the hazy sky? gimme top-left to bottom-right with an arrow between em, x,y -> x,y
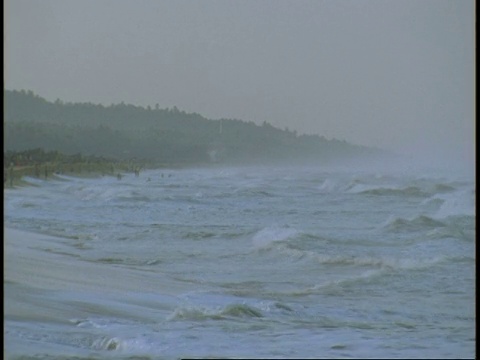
4,0 -> 475,167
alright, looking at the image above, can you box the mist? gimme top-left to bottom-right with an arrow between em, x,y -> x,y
4,0 -> 475,174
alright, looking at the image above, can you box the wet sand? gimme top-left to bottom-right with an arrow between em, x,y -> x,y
4,228 -> 188,323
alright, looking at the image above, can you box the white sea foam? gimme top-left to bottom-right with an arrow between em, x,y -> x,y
4,167 -> 475,359
167,303 -> 263,321
251,226 -> 299,248
381,214 -> 447,232
91,335 -> 154,352
318,178 -> 341,192
433,190 -> 475,218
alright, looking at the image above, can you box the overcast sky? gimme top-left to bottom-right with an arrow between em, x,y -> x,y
4,0 -> 475,168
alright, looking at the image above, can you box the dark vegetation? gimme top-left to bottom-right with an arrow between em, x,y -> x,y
4,89 -> 385,167
3,148 -> 139,187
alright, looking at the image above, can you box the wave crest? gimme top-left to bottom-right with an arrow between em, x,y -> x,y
382,215 -> 446,232
252,226 -> 299,248
261,241 -> 445,272
433,190 -> 475,219
355,186 -> 428,197
167,304 -> 263,321
92,336 -> 124,351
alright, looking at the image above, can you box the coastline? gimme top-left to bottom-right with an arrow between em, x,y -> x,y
4,227 -> 185,358
3,151 -> 212,189
3,159 -> 254,189
4,227 -> 188,297
3,162 -> 138,189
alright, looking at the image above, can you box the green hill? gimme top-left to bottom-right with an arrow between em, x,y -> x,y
4,89 -> 385,166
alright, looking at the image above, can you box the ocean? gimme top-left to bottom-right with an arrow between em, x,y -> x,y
4,163 -> 475,359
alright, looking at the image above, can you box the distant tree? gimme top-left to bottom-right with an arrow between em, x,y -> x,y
4,89 -> 383,165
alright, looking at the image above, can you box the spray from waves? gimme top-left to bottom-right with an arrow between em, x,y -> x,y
318,178 -> 343,193
432,189 -> 475,219
251,226 -> 300,249
285,269 -> 385,297
91,335 -> 156,354
167,303 -> 263,321
317,177 -> 377,193
92,336 -> 125,351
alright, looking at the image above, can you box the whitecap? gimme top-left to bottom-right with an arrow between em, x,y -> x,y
251,226 -> 299,249
433,189 -> 475,219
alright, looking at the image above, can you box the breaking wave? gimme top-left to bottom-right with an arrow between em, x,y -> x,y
382,215 -> 447,232
167,303 -> 263,321
353,186 -> 428,197
272,243 -> 445,271
92,257 -> 162,266
317,176 -> 460,199
91,335 -> 154,353
433,190 -> 475,219
251,226 -> 300,249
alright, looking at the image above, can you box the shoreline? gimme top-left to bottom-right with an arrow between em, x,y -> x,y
4,227 -> 189,296
4,149 -> 160,189
3,161 -> 160,189
4,149 -> 219,189
3,158 -> 274,189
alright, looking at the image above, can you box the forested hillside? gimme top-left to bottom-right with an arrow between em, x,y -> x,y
4,89 -> 384,166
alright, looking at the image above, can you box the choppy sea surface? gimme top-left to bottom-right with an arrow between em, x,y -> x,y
4,164 -> 475,359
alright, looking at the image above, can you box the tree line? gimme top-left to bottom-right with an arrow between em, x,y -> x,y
4,89 -> 384,166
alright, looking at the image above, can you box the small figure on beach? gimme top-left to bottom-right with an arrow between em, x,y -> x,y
117,173 -> 123,180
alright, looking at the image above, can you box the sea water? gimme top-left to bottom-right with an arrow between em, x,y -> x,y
4,164 -> 475,359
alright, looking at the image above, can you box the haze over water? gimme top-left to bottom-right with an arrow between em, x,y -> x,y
5,0 -> 475,171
